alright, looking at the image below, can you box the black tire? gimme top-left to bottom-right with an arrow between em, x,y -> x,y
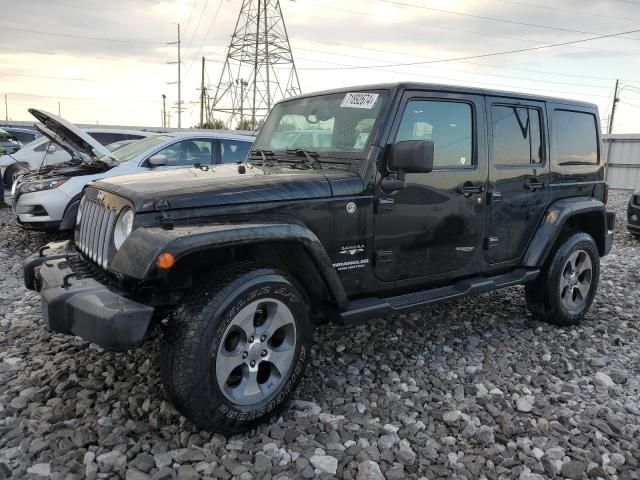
159,264 -> 312,435
525,232 -> 600,326
4,163 -> 28,189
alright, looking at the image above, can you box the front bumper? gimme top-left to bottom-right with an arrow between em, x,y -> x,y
24,241 -> 154,351
13,187 -> 71,229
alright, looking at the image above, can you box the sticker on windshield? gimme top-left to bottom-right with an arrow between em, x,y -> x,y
341,92 -> 379,109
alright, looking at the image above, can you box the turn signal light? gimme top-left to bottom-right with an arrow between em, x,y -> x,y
156,251 -> 175,269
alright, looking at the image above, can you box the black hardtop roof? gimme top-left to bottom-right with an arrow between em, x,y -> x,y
281,82 -> 597,110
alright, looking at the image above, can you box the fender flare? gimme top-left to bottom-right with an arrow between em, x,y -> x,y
109,219 -> 349,308
522,197 -> 607,267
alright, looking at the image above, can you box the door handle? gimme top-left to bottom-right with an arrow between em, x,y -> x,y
456,182 -> 486,197
524,179 -> 546,192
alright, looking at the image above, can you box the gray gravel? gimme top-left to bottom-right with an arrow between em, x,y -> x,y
1,190 -> 639,480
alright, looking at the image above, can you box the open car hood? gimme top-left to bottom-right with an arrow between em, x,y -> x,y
28,108 -> 115,166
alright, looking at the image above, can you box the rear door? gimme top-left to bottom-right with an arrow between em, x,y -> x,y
485,98 -> 551,264
373,91 -> 489,282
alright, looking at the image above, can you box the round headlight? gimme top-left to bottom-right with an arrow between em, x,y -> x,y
114,208 -> 134,250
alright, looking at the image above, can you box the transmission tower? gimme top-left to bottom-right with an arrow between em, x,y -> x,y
210,0 -> 301,129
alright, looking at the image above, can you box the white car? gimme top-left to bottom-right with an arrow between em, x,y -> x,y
1,113 -> 154,189
12,110 -> 254,231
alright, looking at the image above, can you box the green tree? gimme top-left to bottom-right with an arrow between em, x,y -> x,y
197,119 -> 227,129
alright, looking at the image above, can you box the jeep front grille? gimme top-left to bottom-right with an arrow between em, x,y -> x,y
75,196 -> 117,268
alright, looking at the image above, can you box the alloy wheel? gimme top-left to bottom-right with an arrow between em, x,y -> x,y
215,298 -> 297,405
559,249 -> 593,313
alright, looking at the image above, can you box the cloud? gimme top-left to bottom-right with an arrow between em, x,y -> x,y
0,0 -> 638,131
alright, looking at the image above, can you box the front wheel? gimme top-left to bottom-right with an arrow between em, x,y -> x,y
4,163 -> 28,190
525,232 -> 600,326
159,265 -> 312,435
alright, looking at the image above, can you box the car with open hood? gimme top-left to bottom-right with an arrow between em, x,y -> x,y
25,83 -> 614,435
0,110 -> 154,189
12,109 -> 254,231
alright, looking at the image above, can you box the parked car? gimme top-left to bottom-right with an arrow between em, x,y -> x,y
25,83 -> 614,434
0,111 -> 154,189
3,126 -> 41,145
627,190 -> 640,237
0,127 -> 23,155
13,109 -> 253,231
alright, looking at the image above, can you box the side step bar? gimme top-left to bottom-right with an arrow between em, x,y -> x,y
338,268 -> 540,324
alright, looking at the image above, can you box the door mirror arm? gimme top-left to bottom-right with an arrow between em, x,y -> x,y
381,169 -> 406,192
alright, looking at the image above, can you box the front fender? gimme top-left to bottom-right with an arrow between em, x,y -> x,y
109,220 -> 349,308
522,197 -> 609,267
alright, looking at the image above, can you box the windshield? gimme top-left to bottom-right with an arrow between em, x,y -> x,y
99,134 -> 168,163
251,90 -> 387,157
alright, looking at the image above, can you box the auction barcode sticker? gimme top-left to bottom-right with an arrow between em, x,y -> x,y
340,92 -> 379,109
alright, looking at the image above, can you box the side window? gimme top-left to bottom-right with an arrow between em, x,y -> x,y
492,106 -> 543,166
152,139 -> 210,166
553,110 -> 599,165
395,100 -> 473,168
220,139 -> 251,163
12,132 -> 37,143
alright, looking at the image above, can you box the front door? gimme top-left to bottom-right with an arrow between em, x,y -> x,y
485,98 -> 551,264
373,92 -> 488,283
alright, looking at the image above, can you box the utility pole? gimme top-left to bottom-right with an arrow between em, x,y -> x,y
607,79 -> 620,135
200,57 -> 205,127
58,102 -> 61,117
162,94 -> 167,129
4,94 -> 7,124
604,79 -> 620,183
167,23 -> 182,128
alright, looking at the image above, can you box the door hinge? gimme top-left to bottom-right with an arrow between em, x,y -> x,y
375,197 -> 395,213
375,250 -> 393,264
484,237 -> 499,249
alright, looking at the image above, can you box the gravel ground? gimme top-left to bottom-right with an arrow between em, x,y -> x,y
0,190 -> 639,480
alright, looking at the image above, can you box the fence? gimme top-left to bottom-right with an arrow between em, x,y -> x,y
603,134 -> 640,190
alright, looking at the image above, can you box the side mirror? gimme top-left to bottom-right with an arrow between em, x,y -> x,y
390,140 -> 434,174
382,140 -> 434,191
47,144 -> 57,153
148,153 -> 168,167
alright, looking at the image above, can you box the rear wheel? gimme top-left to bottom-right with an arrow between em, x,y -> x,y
159,265 -> 312,435
525,232 -> 600,326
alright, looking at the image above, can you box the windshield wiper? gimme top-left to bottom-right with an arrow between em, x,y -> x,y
249,149 -> 276,167
286,149 -> 322,170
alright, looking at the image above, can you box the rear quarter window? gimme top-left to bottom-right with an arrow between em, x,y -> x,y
552,110 -> 599,166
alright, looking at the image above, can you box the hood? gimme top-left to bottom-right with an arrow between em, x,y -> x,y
28,108 -> 113,165
93,163 -> 364,212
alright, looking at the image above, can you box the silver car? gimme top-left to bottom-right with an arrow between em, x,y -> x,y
13,110 -> 254,231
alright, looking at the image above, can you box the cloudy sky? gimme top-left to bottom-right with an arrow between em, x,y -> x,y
2,0 -> 640,132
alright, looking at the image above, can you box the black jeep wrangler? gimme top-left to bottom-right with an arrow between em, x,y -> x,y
25,83 -> 615,434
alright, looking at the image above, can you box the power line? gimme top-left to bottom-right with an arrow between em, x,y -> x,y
8,91 -> 159,104
2,71 -> 93,81
184,0 -> 224,77
495,0 -> 640,23
182,0 -> 210,53
302,0 -> 640,56
294,46 -> 613,90
290,35 -> 640,84
0,45 -> 166,65
293,55 -> 611,99
378,0 -> 640,41
0,24 -> 164,44
300,27 -> 640,71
